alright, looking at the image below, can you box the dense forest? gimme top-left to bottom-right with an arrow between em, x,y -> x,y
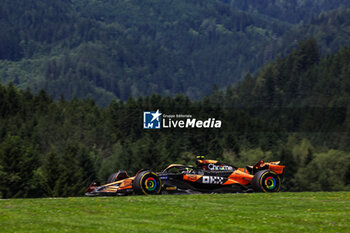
0,41 -> 349,198
1,0 -> 350,105
276,7 -> 350,57
229,0 -> 350,23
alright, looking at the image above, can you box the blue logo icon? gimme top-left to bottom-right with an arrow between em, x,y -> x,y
143,110 -> 162,129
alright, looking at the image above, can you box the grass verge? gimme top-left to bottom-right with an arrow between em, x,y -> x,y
0,192 -> 349,232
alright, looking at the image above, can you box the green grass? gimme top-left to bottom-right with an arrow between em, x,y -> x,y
0,192 -> 349,232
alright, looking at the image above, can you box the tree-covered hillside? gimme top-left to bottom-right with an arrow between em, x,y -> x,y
224,39 -> 350,108
1,0 -> 350,105
0,41 -> 349,198
276,7 -> 350,57
229,0 -> 350,23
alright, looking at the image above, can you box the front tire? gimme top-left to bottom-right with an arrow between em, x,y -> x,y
133,171 -> 162,195
107,173 -> 118,183
252,170 -> 281,192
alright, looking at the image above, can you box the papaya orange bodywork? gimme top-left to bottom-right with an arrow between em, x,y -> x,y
268,164 -> 285,175
183,174 -> 203,182
225,169 -> 253,185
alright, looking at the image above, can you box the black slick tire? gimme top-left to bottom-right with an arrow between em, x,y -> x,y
133,170 -> 162,195
252,170 -> 281,192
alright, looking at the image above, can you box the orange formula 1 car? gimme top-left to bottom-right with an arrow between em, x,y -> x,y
85,157 -> 285,196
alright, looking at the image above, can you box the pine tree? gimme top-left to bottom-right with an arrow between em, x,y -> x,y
53,144 -> 82,197
0,136 -> 39,198
41,151 -> 62,197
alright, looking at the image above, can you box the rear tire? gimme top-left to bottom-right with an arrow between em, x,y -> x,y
252,170 -> 281,192
133,171 -> 162,195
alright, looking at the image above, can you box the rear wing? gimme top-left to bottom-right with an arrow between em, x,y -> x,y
252,160 -> 285,175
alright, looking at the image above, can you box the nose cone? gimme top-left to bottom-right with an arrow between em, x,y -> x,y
85,182 -> 99,196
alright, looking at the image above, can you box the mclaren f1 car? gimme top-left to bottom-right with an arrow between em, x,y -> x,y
85,157 -> 285,196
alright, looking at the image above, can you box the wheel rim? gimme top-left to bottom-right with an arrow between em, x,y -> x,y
264,176 -> 276,190
260,172 -> 280,192
144,177 -> 157,191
